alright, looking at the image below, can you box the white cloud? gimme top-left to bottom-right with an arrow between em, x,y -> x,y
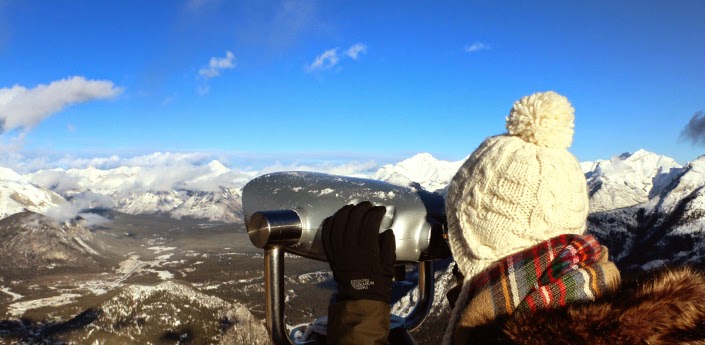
346,43 -> 367,60
306,48 -> 339,72
306,43 -> 367,73
0,76 -> 122,132
0,150 -> 396,179
464,42 -> 490,53
197,51 -> 236,95
44,191 -> 114,225
199,51 -> 236,78
0,152 -> 216,174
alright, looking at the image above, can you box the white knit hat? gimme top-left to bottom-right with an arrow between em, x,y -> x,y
445,91 -> 589,282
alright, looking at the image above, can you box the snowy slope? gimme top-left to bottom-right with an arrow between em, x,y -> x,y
373,153 -> 464,193
0,167 -> 66,219
643,155 -> 705,233
647,155 -> 705,214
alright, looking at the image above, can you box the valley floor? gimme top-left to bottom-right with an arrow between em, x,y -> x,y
0,212 -> 336,344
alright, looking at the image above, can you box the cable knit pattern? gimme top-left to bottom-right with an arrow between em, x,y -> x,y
446,91 -> 588,283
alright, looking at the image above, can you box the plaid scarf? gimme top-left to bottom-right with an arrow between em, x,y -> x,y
446,234 -> 621,344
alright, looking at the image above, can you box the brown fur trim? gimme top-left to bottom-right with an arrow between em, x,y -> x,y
457,266 -> 705,344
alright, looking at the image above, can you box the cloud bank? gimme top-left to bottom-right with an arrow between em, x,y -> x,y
20,151 -> 379,191
0,76 -> 122,132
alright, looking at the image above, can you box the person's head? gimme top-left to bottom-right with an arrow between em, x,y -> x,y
446,91 -> 589,281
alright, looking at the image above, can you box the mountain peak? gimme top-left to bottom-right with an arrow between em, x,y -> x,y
206,160 -> 229,175
373,153 -> 463,192
618,149 -> 657,161
0,167 -> 24,182
408,152 -> 436,161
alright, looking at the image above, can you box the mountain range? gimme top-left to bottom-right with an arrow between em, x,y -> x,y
0,150 -> 696,221
2,149 -> 705,271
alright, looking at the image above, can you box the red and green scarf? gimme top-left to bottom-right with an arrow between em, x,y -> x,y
448,234 -> 621,344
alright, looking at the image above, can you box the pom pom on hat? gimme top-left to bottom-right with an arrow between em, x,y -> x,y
506,91 -> 575,149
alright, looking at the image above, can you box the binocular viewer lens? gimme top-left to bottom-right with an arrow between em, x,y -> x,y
247,209 -> 302,249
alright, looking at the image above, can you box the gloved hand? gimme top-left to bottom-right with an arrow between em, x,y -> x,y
322,201 -> 396,303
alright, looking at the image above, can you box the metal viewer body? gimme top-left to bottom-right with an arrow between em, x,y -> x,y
242,171 -> 450,345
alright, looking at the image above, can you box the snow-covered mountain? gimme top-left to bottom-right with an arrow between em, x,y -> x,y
583,152 -> 705,271
0,167 -> 66,219
2,153 -> 460,223
581,149 -> 683,212
373,153 -> 464,193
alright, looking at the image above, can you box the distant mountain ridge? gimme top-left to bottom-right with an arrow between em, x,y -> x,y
1,150 -> 704,240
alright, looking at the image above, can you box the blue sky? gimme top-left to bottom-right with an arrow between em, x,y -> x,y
0,0 -> 704,170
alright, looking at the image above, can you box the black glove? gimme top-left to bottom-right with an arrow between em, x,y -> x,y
322,201 -> 396,303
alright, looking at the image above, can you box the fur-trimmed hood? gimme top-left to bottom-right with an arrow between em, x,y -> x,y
453,266 -> 705,344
